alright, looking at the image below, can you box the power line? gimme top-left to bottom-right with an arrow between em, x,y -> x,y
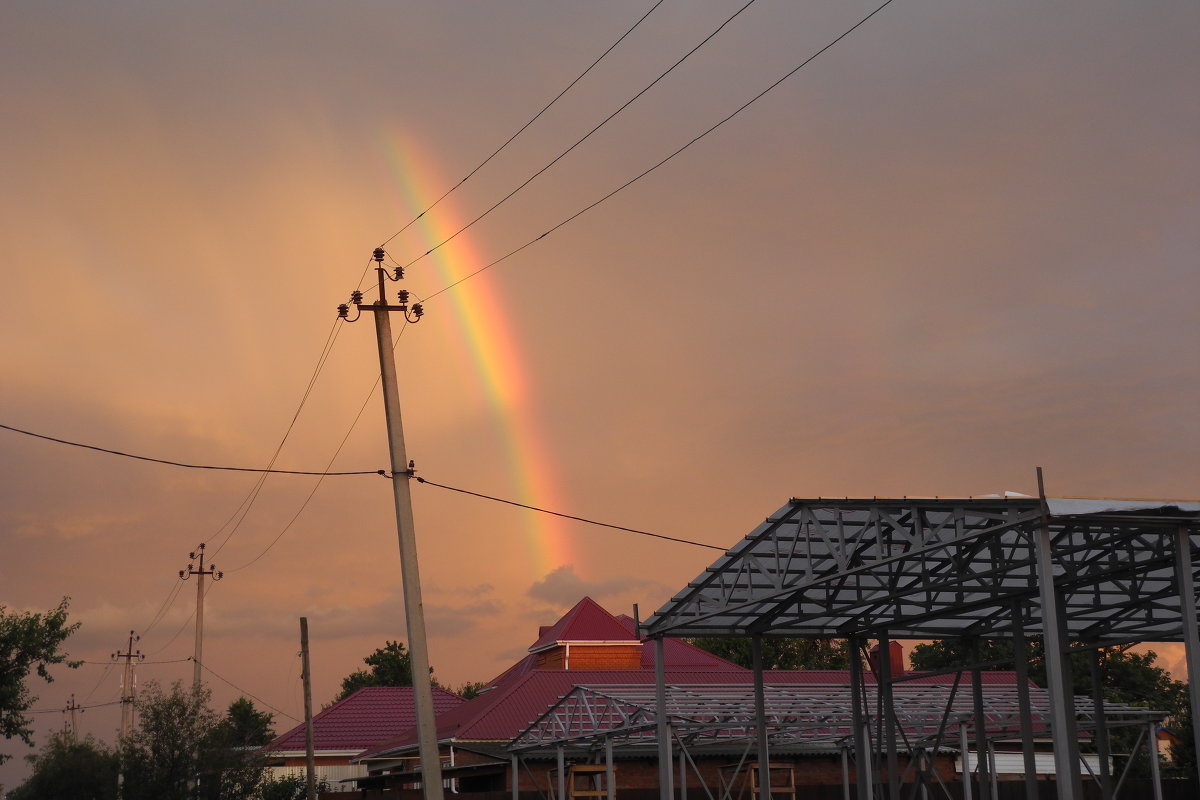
397,0 -> 757,271
78,658 -> 190,666
420,0 -> 897,304
29,700 -> 122,715
195,661 -> 301,724
410,474 -> 727,552
226,326 -> 402,573
208,314 -> 347,558
0,422 -> 384,476
378,0 -> 667,250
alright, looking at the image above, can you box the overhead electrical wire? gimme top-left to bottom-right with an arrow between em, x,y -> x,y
420,0 -> 896,304
377,0 -> 667,250
0,422 -> 382,477
29,700 -> 123,715
225,334 -> 397,572
194,661 -> 301,723
409,474 -> 727,552
206,313 -> 350,558
397,0 -> 758,271
139,579 -> 186,638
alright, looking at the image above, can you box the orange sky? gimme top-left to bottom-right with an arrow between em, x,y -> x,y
2,0 -> 1198,788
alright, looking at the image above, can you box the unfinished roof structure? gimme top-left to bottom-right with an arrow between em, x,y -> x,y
638,495 -> 1200,800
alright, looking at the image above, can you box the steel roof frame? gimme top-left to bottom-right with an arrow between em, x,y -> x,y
510,683 -> 1162,754
642,498 -> 1200,643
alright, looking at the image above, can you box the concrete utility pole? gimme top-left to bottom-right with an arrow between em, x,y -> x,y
179,543 -> 222,690
300,617 -> 317,800
338,248 -> 444,800
62,694 -> 81,739
114,630 -> 145,738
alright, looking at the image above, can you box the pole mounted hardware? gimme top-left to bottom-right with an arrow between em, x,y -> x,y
337,247 -> 425,325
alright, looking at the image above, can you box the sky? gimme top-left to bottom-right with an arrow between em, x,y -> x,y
1,0 -> 1198,788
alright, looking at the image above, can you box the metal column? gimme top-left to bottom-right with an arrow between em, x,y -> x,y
850,638 -> 873,800
959,722 -> 973,800
655,636 -> 674,800
1010,601 -> 1039,800
877,636 -> 899,800
969,641 -> 992,800
1089,650 -> 1113,800
1175,526 -> 1200,782
751,636 -> 771,800
606,738 -> 615,800
1034,470 -> 1081,800
1147,721 -> 1164,800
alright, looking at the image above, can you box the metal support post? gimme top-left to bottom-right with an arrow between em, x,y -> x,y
969,641 -> 991,800
849,638 -> 873,800
606,738 -> 615,800
841,746 -> 851,800
877,635 -> 899,800
1147,721 -> 1163,800
1089,650 -> 1112,800
1010,601 -> 1039,800
1034,468 -> 1080,800
511,755 -> 520,800
557,747 -> 566,800
655,636 -> 674,800
751,636 -> 771,800
679,748 -> 688,800
959,722 -> 973,800
1174,526 -> 1200,782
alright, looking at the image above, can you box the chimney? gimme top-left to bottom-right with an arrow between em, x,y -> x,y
868,641 -> 905,676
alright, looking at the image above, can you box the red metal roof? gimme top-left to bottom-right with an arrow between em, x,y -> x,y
353,599 -> 1026,761
359,667 -> 1023,757
266,686 -> 464,753
527,597 -> 637,651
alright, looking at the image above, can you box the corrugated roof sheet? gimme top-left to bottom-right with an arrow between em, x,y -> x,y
528,597 -> 637,651
266,685 -> 464,753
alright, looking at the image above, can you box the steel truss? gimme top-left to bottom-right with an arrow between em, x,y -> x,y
633,497 -> 1200,800
511,683 -> 1160,752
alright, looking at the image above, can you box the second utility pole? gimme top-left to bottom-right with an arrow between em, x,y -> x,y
180,543 -> 222,691
342,248 -> 443,800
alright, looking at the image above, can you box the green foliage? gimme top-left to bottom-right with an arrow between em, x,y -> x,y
688,637 -> 851,670
8,732 -> 118,800
333,640 -> 437,703
120,680 -> 265,800
214,697 -> 275,748
0,598 -> 81,763
257,772 -> 330,800
454,681 -> 488,700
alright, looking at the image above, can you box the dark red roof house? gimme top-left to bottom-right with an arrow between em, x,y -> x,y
352,597 -> 1026,796
262,685 -> 464,786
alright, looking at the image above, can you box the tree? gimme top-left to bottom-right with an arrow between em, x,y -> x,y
120,680 -> 265,800
688,637 -> 851,670
333,640 -> 437,703
0,598 -> 81,763
213,697 -> 275,748
453,681 -> 488,700
909,639 -> 1189,777
8,732 -> 118,800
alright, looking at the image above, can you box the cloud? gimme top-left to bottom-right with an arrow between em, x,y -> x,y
526,565 -> 668,609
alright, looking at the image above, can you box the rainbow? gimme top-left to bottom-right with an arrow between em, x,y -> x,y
378,131 -> 573,579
